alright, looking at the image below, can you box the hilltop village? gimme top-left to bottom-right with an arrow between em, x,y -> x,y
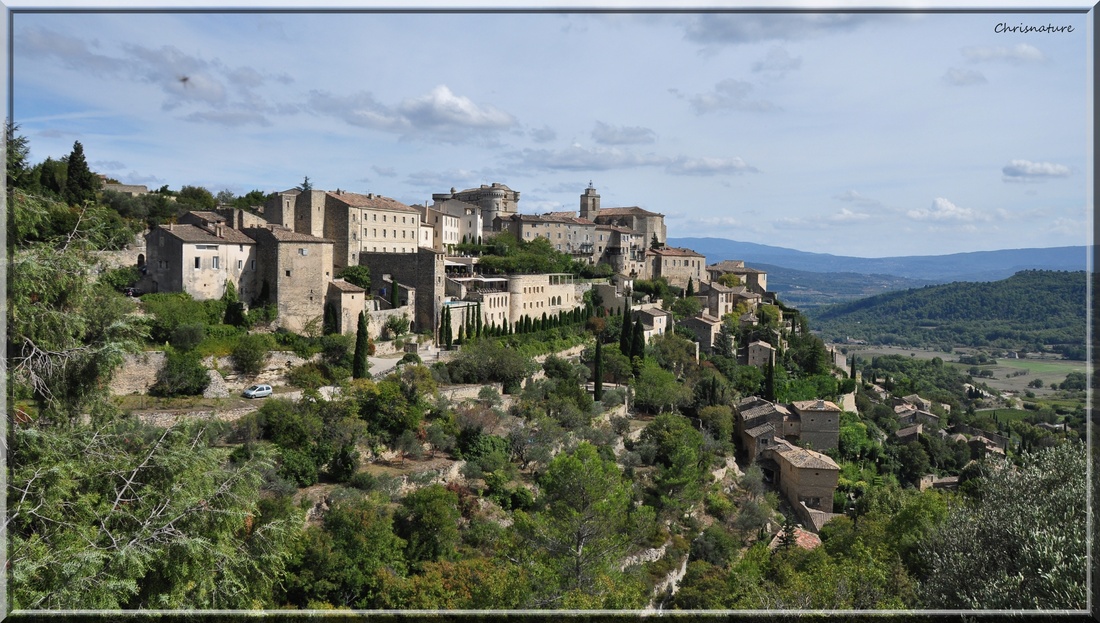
9,139 -> 1086,611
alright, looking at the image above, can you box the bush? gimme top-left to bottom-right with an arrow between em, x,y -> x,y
287,362 -> 327,389
232,332 -> 274,376
150,349 -> 209,397
169,323 -> 206,352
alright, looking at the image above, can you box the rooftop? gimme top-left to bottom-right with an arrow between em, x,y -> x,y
596,206 -> 663,217
158,223 -> 255,245
326,190 -> 420,213
648,246 -> 704,257
791,399 -> 841,413
774,439 -> 840,470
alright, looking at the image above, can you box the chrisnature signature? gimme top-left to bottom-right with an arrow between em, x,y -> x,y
994,22 -> 1074,34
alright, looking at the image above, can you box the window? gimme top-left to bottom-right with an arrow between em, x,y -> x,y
212,256 -> 219,269
194,257 -> 201,269
285,270 -> 291,277
251,260 -> 256,270
299,248 -> 309,256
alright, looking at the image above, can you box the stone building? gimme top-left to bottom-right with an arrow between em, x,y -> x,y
706,259 -> 769,295
494,213 -> 596,261
763,438 -> 840,513
416,205 -> 462,252
678,313 -> 723,353
789,399 -> 842,452
241,225 -> 334,333
434,182 -> 520,231
325,279 -> 368,335
144,213 -> 257,301
746,340 -> 776,369
581,184 -> 667,247
646,247 -> 706,289
429,197 -> 485,245
316,190 -> 421,271
358,247 -> 446,337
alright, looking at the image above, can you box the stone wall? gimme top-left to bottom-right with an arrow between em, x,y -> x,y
109,350 -> 316,396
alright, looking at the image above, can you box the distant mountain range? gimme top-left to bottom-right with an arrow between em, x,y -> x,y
670,236 -> 1089,306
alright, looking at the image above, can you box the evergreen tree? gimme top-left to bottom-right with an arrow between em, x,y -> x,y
686,277 -> 694,298
6,120 -> 31,191
631,319 -> 646,360
764,357 -> 776,402
390,281 -> 400,308
63,141 -> 100,205
296,176 -> 312,192
594,339 -> 604,401
475,303 -> 483,338
620,311 -> 633,354
323,301 -> 338,335
352,311 -> 370,379
441,306 -> 453,349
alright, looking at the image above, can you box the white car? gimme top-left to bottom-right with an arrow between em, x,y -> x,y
243,384 -> 272,399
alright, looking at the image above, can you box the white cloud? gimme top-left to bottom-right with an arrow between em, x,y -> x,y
308,85 -> 515,144
834,190 -> 884,209
182,110 -> 271,127
404,168 -> 487,190
907,197 -> 987,222
1002,159 -> 1072,182
828,207 -> 870,222
513,144 -> 668,171
591,121 -> 656,145
962,43 -> 1046,64
752,47 -> 802,74
529,125 -> 557,143
399,85 -> 515,130
688,79 -> 779,114
942,68 -> 987,86
372,165 -> 397,178
665,156 -> 758,176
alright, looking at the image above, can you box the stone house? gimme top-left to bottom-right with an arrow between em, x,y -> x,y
646,247 -> 705,289
706,259 -> 769,295
789,399 -> 842,452
144,213 -> 257,301
632,306 -> 672,342
763,438 -> 840,513
241,225 -> 334,333
326,278 -> 367,335
746,340 -> 776,369
589,206 -> 667,247
429,197 -> 485,245
678,313 -> 723,353
494,212 -> 597,262
318,190 -> 421,271
416,205 -> 462,252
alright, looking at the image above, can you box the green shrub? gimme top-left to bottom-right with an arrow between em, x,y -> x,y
150,349 -> 209,397
232,333 -> 274,376
169,323 -> 206,352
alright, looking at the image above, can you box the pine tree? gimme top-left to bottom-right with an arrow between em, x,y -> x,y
63,141 -> 99,205
352,311 -> 370,379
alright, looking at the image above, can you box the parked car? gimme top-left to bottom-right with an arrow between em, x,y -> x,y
243,384 -> 272,399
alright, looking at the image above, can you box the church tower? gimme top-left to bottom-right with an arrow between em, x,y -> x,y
579,182 -> 601,221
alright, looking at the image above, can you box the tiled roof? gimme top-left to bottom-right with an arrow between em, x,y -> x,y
746,422 -> 775,438
158,223 -> 255,245
329,279 -> 366,293
597,206 -> 663,217
595,224 -> 635,234
649,246 -> 704,257
775,440 -> 840,470
792,399 -> 841,413
740,402 -> 789,421
896,424 -> 923,438
185,210 -> 226,223
243,225 -> 333,244
768,526 -> 823,550
327,191 -> 420,213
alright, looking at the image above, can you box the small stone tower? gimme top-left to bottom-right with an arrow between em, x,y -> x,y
580,182 -> 601,221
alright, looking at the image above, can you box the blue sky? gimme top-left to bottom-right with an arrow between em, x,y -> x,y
9,5 -> 1093,257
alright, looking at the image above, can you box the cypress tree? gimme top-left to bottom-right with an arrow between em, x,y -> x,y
352,311 -> 370,379
457,323 -> 465,344
442,306 -> 453,349
390,281 -> 400,308
764,357 -> 776,402
620,311 -> 632,354
631,319 -> 646,360
594,339 -> 604,401
686,277 -> 694,298
475,302 -> 483,338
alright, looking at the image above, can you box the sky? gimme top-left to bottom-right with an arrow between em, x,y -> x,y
9,4 -> 1094,257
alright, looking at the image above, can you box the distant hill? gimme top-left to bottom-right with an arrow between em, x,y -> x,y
751,263 -> 936,308
804,270 -> 1087,358
670,237 -> 1088,282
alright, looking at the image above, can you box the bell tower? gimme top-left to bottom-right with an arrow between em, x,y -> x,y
579,182 -> 601,221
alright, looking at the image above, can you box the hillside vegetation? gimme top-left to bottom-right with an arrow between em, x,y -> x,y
806,270 -> 1086,359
